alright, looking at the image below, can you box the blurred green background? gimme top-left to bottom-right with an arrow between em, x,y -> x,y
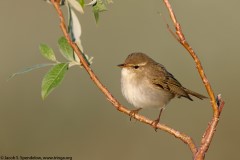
0,0 -> 238,159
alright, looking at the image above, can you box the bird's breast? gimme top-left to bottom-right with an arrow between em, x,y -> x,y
120,68 -> 174,109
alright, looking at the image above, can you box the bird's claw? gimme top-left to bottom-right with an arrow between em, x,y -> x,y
129,108 -> 141,121
151,118 -> 160,132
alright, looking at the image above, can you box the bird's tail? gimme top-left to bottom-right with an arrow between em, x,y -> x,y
184,88 -> 208,100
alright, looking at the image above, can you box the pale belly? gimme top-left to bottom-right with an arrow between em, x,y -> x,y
121,69 -> 174,109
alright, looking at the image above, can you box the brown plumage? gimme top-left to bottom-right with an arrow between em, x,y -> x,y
118,52 -> 207,129
125,52 -> 207,101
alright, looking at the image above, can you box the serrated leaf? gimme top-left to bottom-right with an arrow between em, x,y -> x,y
78,0 -> 85,7
68,0 -> 84,13
41,63 -> 68,99
8,63 -> 54,80
58,37 -> 75,61
92,0 -> 107,23
39,44 -> 57,62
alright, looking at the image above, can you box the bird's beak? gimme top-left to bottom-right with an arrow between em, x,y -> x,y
117,63 -> 125,68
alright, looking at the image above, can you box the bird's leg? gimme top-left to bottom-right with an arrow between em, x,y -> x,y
151,107 -> 165,131
129,108 -> 142,121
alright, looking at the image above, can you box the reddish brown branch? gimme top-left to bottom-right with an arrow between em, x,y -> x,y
163,0 -> 218,114
162,0 -> 225,159
50,0 -> 198,155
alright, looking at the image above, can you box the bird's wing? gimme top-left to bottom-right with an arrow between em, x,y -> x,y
151,64 -> 193,100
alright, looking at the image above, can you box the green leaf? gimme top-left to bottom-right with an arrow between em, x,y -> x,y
39,44 -> 57,62
92,0 -> 107,23
93,10 -> 100,23
58,37 -> 75,61
8,63 -> 54,80
78,0 -> 85,7
41,63 -> 68,99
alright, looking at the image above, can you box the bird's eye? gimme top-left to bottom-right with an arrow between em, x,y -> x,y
133,65 -> 139,69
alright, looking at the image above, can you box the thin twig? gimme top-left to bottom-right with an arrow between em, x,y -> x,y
161,13 -> 180,42
163,0 -> 218,114
162,0 -> 225,159
50,0 -> 198,155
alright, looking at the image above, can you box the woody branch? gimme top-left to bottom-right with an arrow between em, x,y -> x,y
162,0 -> 225,159
50,0 -> 198,155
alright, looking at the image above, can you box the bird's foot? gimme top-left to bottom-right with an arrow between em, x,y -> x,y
151,118 -> 160,132
151,107 -> 165,131
129,108 -> 142,121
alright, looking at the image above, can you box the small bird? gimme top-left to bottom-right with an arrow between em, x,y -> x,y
118,52 -> 207,128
